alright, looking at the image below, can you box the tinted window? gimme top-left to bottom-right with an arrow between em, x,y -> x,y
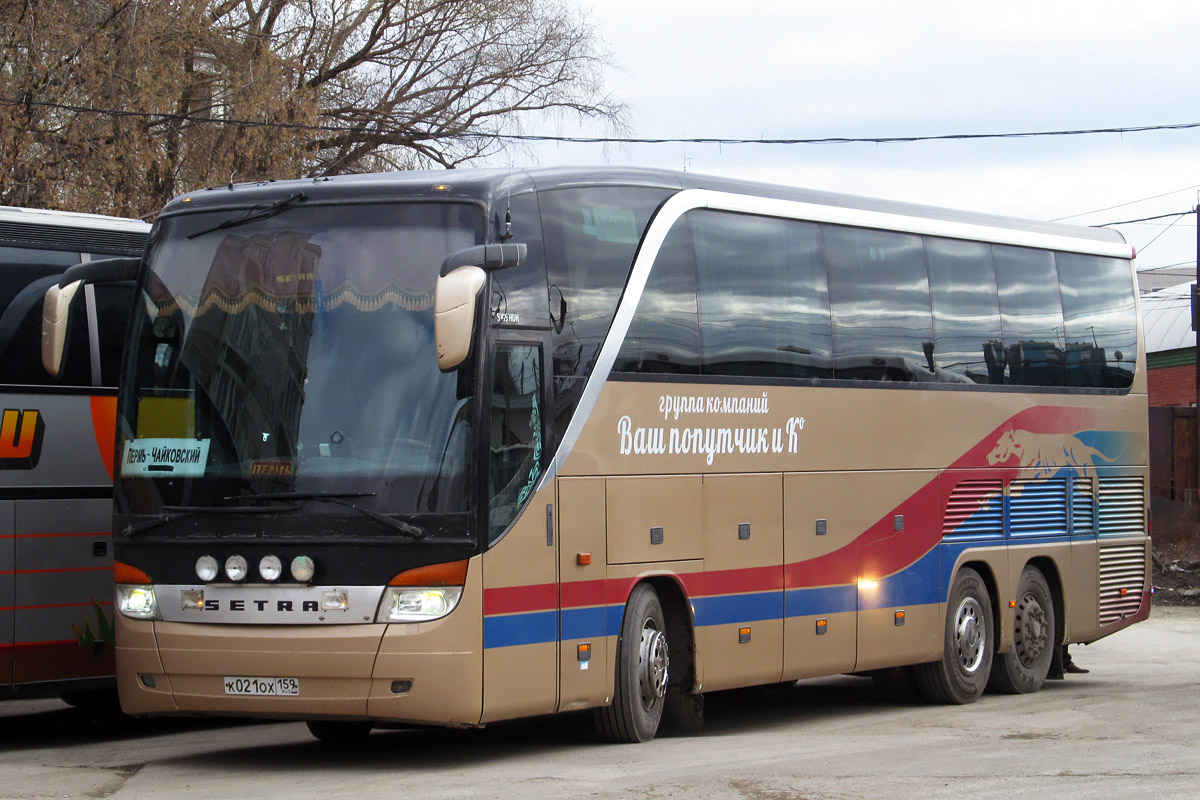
824,225 -> 935,381
541,186 -> 672,435
1056,253 -> 1136,388
926,237 -> 1004,384
692,210 -> 831,378
993,245 -> 1066,386
0,261 -> 92,386
614,220 -> 700,374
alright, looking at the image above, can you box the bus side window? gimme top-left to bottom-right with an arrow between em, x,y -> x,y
1056,253 -> 1136,389
0,256 -> 91,386
488,344 -> 544,543
92,283 -> 136,387
993,245 -> 1067,387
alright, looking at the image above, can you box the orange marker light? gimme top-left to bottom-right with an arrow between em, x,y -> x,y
114,560 -> 152,585
577,643 -> 591,661
895,610 -> 906,626
1010,600 -> 1018,608
816,618 -> 828,635
576,552 -> 592,566
388,559 -> 468,587
738,627 -> 751,644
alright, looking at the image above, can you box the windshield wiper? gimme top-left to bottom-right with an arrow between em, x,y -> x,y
123,501 -> 302,537
186,191 -> 307,239
225,492 -> 427,539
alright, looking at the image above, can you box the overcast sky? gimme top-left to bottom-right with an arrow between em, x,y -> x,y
500,0 -> 1200,279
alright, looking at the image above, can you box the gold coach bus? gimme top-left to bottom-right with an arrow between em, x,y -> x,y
1,205 -> 149,704
45,168 -> 1149,742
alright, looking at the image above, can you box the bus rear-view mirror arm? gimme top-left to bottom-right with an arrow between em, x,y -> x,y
42,256 -> 142,379
439,243 -> 526,276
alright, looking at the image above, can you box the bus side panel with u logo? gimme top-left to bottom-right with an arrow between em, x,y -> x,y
0,206 -> 149,703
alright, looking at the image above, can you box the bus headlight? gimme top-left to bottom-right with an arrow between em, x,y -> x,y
116,585 -> 161,620
376,587 -> 463,623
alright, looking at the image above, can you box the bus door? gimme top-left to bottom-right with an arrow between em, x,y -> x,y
481,341 -> 561,721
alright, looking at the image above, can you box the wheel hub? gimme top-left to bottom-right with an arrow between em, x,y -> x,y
638,621 -> 669,708
954,597 -> 986,674
1014,592 -> 1048,666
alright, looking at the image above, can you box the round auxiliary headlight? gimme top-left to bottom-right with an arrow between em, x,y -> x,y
225,554 -> 248,582
259,554 -> 282,582
290,555 -> 315,583
195,555 -> 218,582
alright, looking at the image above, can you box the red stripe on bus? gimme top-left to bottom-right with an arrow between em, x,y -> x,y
0,600 -> 114,612
483,582 -> 557,615
4,532 -> 111,538
0,566 -> 113,575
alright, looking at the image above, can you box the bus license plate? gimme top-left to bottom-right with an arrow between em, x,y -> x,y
223,676 -> 299,696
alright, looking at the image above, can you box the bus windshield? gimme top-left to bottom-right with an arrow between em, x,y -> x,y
116,202 -> 485,534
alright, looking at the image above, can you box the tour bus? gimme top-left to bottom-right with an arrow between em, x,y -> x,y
48,168 -> 1149,742
1,205 -> 149,703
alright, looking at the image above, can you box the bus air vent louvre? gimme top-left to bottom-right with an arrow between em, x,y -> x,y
0,221 -> 147,254
1098,542 -> 1147,625
1008,478 -> 1068,538
942,480 -> 1003,538
1096,476 -> 1145,538
1071,477 -> 1096,535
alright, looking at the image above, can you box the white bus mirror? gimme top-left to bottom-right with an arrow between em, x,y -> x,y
42,279 -> 83,379
435,265 -> 487,371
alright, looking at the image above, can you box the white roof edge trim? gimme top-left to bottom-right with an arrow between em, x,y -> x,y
0,206 -> 151,232
537,188 -> 1132,489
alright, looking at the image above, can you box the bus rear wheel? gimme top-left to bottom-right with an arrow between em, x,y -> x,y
305,720 -> 373,743
914,567 -> 993,704
988,566 -> 1056,694
594,584 -> 669,743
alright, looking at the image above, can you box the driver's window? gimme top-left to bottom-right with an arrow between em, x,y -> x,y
488,344 -> 543,542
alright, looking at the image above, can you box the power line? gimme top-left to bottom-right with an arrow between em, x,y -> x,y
1095,210 -> 1197,227
4,95 -> 1200,145
1050,183 -> 1200,222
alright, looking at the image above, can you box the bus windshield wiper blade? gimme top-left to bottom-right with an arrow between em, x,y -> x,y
123,502 -> 302,537
225,492 -> 427,539
186,191 -> 307,239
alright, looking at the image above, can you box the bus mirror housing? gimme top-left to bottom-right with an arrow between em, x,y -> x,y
42,280 -> 83,379
435,265 -> 487,371
41,257 -> 141,379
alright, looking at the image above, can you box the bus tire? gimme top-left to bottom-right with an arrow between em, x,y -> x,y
914,567 -> 993,705
305,720 -> 372,743
988,566 -> 1055,694
594,584 -> 669,743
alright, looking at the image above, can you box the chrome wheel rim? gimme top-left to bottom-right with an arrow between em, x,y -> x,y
1014,591 -> 1048,667
638,619 -> 669,708
954,597 -> 986,674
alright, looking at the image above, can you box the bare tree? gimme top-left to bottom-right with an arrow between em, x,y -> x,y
0,0 -> 623,216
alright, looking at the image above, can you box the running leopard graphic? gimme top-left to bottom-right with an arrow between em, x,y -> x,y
986,428 -> 1117,479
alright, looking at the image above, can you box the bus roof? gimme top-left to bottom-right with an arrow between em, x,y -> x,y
0,205 -> 151,233
160,166 -> 1127,251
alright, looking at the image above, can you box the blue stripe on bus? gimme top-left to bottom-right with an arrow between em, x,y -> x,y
483,610 -> 557,649
693,591 -> 784,627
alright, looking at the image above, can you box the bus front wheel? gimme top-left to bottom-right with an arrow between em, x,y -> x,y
988,566 -> 1056,694
594,583 -> 669,743
914,567 -> 993,704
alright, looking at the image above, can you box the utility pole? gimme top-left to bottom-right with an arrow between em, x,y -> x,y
1195,203 -> 1200,518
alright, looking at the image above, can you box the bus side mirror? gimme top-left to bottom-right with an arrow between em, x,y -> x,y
41,280 -> 83,379
435,265 -> 487,371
